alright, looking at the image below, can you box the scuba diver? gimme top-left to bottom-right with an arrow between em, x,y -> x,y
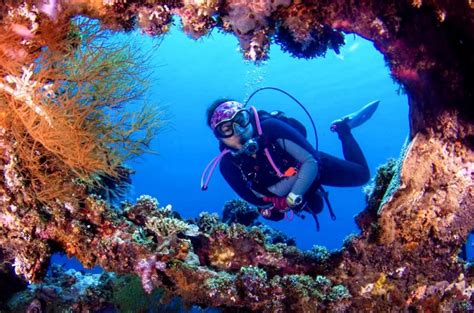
201,90 -> 379,230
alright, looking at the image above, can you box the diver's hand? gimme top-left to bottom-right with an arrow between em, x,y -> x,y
260,208 -> 272,217
263,196 -> 288,211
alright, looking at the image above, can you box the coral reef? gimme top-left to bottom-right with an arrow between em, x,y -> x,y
36,0 -> 471,125
0,3 -> 163,284
0,0 -> 473,312
222,199 -> 260,226
7,265 -> 191,312
0,14 -> 162,210
202,200 -> 296,246
8,264 -> 116,312
274,3 -> 345,59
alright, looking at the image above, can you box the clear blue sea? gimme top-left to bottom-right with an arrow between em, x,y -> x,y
47,22 -> 474,309
53,25 -> 413,269
129,26 -> 409,252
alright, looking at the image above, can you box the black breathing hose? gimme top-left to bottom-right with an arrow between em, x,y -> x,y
244,86 -> 319,152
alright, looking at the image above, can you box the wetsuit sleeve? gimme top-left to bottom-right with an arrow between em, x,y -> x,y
276,138 -> 318,196
261,118 -> 319,196
219,153 -> 269,207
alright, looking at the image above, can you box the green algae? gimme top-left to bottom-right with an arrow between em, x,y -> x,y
111,275 -> 164,312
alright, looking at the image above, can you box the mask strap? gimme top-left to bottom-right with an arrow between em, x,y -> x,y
249,106 -> 284,178
201,149 -> 230,190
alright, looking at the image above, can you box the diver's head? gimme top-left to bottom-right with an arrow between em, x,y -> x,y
207,99 -> 254,149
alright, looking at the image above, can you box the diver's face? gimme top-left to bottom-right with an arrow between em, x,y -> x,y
213,109 -> 253,149
220,123 -> 253,149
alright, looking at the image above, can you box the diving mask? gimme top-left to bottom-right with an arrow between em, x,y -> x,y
213,109 -> 252,138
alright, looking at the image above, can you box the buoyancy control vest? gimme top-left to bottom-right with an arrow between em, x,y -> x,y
238,110 -> 336,229
237,110 -> 309,190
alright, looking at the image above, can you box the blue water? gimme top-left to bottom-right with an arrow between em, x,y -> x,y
49,23 -> 474,309
124,27 -> 409,251
51,25 -> 412,273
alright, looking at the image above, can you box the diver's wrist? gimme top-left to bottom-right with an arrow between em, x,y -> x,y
286,192 -> 303,207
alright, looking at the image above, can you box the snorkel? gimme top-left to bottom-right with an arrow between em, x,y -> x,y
232,120 -> 259,156
235,138 -> 259,156
234,123 -> 255,151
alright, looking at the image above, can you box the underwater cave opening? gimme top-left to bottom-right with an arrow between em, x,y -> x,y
3,2 -> 472,311
44,20 -> 412,275
46,20 -> 413,274
124,26 -> 410,252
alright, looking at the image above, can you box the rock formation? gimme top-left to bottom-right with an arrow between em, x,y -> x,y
1,0 -> 472,311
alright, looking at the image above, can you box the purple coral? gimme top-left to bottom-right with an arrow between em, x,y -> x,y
134,256 -> 166,294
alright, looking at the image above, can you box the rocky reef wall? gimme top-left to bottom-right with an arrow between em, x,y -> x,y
1,0 -> 473,311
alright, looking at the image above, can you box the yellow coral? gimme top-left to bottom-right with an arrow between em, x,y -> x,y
209,245 -> 235,268
372,273 -> 395,296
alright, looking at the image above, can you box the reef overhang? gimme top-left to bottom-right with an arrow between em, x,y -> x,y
1,0 -> 473,312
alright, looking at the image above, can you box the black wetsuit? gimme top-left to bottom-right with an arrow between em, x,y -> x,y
219,117 -> 370,221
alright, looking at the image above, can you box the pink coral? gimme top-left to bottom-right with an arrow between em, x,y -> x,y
172,1 -> 218,39
37,0 -> 59,21
135,255 -> 166,294
137,5 -> 171,36
222,0 -> 290,60
11,23 -> 35,39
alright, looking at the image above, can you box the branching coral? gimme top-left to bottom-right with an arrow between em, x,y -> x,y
145,216 -> 199,238
0,14 -> 162,206
196,211 -> 220,234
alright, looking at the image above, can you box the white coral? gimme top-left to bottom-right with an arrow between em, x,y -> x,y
7,3 -> 39,36
145,217 -> 198,237
136,194 -> 159,208
446,273 -> 474,298
0,65 -> 52,126
0,128 -> 23,190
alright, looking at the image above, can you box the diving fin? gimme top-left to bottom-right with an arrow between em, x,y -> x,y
331,100 -> 380,131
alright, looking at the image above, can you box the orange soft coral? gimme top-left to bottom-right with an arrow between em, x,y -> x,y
0,15 -> 162,206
